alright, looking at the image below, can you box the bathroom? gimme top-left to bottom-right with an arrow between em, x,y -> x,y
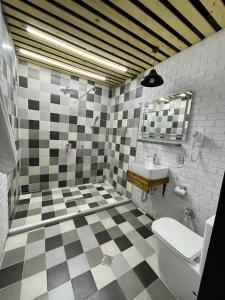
0,0 -> 225,299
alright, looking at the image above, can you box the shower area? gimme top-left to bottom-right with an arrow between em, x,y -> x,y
10,60 -> 131,232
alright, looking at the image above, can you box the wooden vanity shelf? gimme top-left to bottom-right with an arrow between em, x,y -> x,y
127,170 -> 169,195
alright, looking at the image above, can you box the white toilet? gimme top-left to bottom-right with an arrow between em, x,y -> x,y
152,215 -> 215,300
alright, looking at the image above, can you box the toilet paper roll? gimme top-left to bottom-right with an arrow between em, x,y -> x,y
174,186 -> 186,196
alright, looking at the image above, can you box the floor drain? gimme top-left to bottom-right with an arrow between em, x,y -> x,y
102,254 -> 113,267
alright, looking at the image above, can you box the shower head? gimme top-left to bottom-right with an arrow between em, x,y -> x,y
89,87 -> 96,94
60,87 -> 78,95
60,87 -> 96,99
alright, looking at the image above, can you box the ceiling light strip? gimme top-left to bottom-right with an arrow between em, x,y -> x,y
19,49 -> 106,81
26,27 -> 127,73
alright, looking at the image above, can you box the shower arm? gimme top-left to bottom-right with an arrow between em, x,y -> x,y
76,87 -> 95,102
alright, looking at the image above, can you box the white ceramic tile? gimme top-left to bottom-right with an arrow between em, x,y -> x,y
101,218 -> 116,229
91,264 -> 115,290
68,253 -> 90,279
100,240 -> 120,257
5,232 -> 28,251
123,246 -> 144,268
20,271 -> 47,300
48,280 -> 74,300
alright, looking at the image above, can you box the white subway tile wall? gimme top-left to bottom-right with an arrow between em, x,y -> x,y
108,28 -> 225,235
0,173 -> 8,264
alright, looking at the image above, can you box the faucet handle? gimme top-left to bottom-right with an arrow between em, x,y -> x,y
147,153 -> 159,164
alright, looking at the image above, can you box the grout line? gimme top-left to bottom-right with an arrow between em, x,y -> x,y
8,198 -> 131,236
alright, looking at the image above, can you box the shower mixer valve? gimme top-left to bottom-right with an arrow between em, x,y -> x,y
65,143 -> 72,152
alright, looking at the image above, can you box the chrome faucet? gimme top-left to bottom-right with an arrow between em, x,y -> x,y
147,153 -> 158,164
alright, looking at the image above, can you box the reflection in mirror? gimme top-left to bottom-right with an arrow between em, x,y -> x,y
142,91 -> 192,141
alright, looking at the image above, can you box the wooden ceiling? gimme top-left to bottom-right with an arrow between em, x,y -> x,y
2,0 -> 225,87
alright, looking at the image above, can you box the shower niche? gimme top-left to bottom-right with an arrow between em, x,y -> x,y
141,91 -> 192,143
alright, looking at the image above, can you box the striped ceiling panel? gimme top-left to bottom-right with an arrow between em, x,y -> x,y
2,0 -> 225,86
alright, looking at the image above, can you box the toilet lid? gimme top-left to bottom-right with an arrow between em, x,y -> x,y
152,218 -> 203,262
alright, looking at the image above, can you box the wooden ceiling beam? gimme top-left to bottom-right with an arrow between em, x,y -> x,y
200,0 -> 225,28
81,0 -> 173,59
9,26 -> 130,81
168,0 -> 216,37
13,0 -> 153,67
2,3 -> 146,72
139,0 -> 201,45
110,0 -> 189,51
14,41 -> 121,85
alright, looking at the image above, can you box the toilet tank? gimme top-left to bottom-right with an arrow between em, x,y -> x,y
199,215 -> 215,275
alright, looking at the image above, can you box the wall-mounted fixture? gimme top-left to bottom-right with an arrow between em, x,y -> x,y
191,131 -> 205,161
174,185 -> 186,196
127,159 -> 169,195
141,47 -> 164,87
19,49 -> 106,81
65,142 -> 72,153
26,27 -> 127,73
60,86 -> 96,103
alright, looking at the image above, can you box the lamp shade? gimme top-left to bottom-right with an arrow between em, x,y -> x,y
141,69 -> 164,87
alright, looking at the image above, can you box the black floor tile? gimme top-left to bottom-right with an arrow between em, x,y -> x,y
114,235 -> 133,252
103,194 -> 112,199
95,230 -> 111,245
112,214 -> 126,225
89,202 -> 99,208
42,200 -> 53,207
90,281 -> 127,300
96,187 -> 104,191
137,226 -> 153,239
45,234 -> 63,252
134,261 -> 158,288
63,192 -> 72,197
18,199 -> 30,205
47,262 -> 70,291
71,271 -> 97,300
0,262 -> 24,289
14,211 -> 28,219
42,211 -> 55,220
73,217 -> 88,228
64,240 -> 83,259
65,201 -> 77,208
131,209 -> 143,217
83,193 -> 92,198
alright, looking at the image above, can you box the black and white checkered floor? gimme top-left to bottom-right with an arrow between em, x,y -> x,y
0,203 -> 175,300
11,182 -> 128,229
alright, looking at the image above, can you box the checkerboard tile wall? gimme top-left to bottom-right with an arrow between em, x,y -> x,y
106,74 -> 144,199
0,203 -> 176,300
18,60 -> 110,193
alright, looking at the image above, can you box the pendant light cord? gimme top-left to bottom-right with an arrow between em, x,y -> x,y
152,46 -> 158,69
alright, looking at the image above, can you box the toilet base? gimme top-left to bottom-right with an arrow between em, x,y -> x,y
157,241 -> 201,300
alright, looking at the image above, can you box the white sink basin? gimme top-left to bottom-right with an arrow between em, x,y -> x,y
129,160 -> 168,180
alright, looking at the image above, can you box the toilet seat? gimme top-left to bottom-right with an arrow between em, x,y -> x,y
152,217 -> 203,262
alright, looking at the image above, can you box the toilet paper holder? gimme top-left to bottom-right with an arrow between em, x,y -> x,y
174,184 -> 186,196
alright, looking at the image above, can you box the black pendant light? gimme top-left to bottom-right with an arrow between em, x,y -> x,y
141,47 -> 164,87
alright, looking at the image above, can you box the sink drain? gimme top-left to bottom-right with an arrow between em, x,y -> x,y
102,254 -> 113,267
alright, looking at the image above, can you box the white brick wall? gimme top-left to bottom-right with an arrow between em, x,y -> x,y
0,172 -> 8,265
133,28 -> 225,235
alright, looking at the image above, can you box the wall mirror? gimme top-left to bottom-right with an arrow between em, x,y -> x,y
142,91 -> 192,141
